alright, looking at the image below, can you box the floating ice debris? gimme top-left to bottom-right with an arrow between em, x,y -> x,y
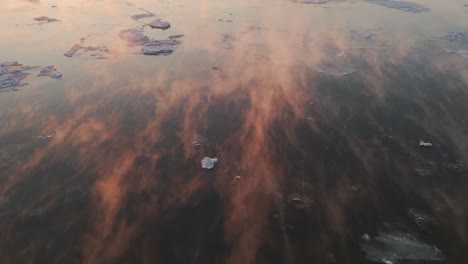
64,44 -> 81,57
0,62 -> 37,89
362,230 -> 445,264
33,16 -> 59,23
0,73 -> 28,89
131,13 -> 155,20
148,20 -> 171,30
287,193 -> 313,209
316,64 -> 356,76
142,46 -> 173,55
363,233 -> 371,241
408,208 -> 435,233
221,33 -> 238,49
440,32 -> 468,43
119,29 -> 181,56
335,50 -> 346,57
444,49 -> 468,59
440,160 -> 465,172
290,0 -> 328,4
37,133 -> 55,140
201,157 -> 218,169
0,61 -> 36,75
169,34 -> 184,39
192,134 -> 205,146
142,39 -> 180,46
368,0 -> 430,13
415,167 -> 433,177
222,33 -> 237,42
64,43 -> 114,59
419,140 -> 432,148
349,28 -> 381,39
119,29 -> 149,44
38,65 -> 62,78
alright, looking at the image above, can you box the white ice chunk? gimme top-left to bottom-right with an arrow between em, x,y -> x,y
419,140 -> 432,148
201,157 -> 218,169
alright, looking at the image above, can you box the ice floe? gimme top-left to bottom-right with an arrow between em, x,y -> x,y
142,46 -> 174,55
362,230 -> 445,264
38,65 -> 62,78
368,0 -> 430,13
0,62 -> 37,89
148,20 -> 170,30
119,29 -> 182,56
440,32 -> 468,44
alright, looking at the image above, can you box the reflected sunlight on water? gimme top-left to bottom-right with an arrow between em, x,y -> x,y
0,0 -> 467,263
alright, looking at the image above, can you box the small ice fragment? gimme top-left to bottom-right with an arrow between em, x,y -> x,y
64,44 -> 81,57
192,134 -> 203,146
148,20 -> 171,30
51,71 -> 62,78
363,233 -> 371,241
37,133 -> 55,140
287,193 -> 313,209
169,34 -> 184,39
201,157 -> 218,169
131,13 -> 155,20
349,28 -> 380,39
142,46 -> 173,56
33,16 -> 59,23
335,50 -> 346,57
419,140 -> 432,148
38,65 -> 62,78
